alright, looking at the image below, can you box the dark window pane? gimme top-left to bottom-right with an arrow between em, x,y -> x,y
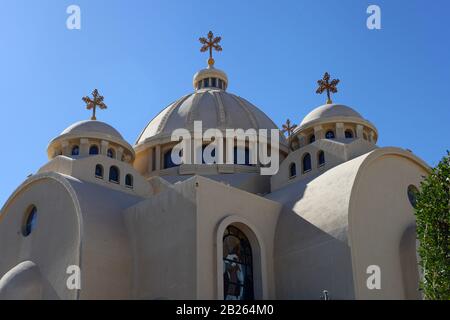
318,151 -> 325,166
109,166 -> 119,183
289,163 -> 296,177
95,164 -> 103,178
107,148 -> 115,158
89,145 -> 99,155
303,153 -> 311,172
407,185 -> 419,208
23,206 -> 37,237
325,131 -> 335,139
71,146 -> 79,156
345,130 -> 353,139
164,149 -> 181,169
125,174 -> 133,187
234,147 -> 252,166
211,78 -> 217,88
309,134 -> 315,143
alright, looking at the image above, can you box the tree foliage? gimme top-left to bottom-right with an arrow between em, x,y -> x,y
415,151 -> 450,300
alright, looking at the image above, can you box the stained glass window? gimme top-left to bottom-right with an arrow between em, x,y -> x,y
223,225 -> 254,300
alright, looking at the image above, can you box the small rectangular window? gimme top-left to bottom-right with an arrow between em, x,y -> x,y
218,79 -> 223,89
203,78 -> 209,88
211,78 -> 217,88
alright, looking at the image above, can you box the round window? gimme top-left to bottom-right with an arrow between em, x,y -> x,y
407,185 -> 419,208
23,206 -> 37,236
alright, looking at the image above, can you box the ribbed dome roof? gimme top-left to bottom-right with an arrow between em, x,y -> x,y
300,104 -> 363,127
135,89 -> 287,146
61,120 -> 124,140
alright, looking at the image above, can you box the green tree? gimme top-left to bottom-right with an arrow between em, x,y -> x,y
415,151 -> 450,300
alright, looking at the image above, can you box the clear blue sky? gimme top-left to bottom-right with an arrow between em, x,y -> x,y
0,0 -> 449,205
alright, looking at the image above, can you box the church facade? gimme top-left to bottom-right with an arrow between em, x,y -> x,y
0,33 -> 429,300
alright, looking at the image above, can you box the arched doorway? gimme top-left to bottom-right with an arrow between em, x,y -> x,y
223,225 -> 254,300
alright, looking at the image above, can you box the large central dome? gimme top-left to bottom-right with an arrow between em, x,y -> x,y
135,68 -> 287,147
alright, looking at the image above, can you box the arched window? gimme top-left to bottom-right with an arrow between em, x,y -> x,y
302,153 -> 312,173
325,130 -> 335,139
407,185 -> 419,208
223,225 -> 254,300
109,166 -> 120,183
289,163 -> 296,178
234,147 -> 252,166
71,145 -> 79,156
95,164 -> 103,178
107,148 -> 115,159
202,144 -> 216,164
309,134 -> 316,143
22,205 -> 37,237
318,150 -> 325,167
125,174 -> 133,188
89,145 -> 99,155
164,148 -> 181,169
345,130 -> 354,139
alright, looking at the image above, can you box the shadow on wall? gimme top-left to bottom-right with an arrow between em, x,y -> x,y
271,181 -> 355,300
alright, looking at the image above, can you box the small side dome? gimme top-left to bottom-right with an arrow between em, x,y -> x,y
294,103 -> 378,144
61,120 -> 124,140
47,120 -> 135,162
300,104 -> 363,127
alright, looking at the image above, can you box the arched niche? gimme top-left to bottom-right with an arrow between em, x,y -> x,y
216,215 -> 267,300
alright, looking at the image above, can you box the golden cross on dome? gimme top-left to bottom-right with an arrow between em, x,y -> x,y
282,119 -> 297,138
82,89 -> 107,120
316,72 -> 340,104
199,31 -> 222,66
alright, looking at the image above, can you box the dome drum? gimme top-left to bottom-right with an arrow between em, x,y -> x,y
47,120 -> 135,162
293,104 -> 378,147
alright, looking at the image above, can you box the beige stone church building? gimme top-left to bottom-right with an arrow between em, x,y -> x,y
0,39 -> 429,299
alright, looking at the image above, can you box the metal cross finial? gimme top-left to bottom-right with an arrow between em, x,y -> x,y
316,72 -> 340,104
281,119 -> 297,138
282,119 -> 298,149
199,31 -> 222,66
82,89 -> 107,120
